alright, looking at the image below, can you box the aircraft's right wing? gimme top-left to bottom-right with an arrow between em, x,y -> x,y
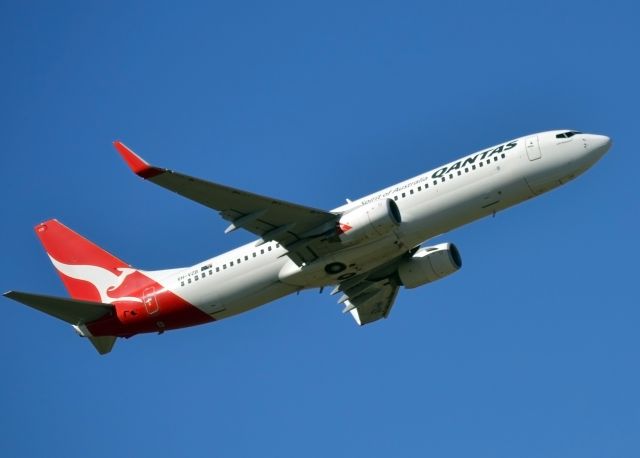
333,275 -> 400,325
114,142 -> 339,265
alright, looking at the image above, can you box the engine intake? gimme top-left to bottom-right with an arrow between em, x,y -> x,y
337,198 -> 401,245
398,243 -> 462,288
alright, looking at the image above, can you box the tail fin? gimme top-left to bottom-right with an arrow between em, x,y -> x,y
35,219 -> 134,303
6,220 -> 135,355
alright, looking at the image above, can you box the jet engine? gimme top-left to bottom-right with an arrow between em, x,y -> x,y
397,243 -> 462,288
337,198 -> 401,245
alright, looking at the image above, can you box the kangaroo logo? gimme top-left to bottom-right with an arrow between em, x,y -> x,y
48,256 -> 143,303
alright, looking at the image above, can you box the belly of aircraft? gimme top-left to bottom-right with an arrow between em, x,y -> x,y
279,234 -> 407,288
209,280 -> 300,320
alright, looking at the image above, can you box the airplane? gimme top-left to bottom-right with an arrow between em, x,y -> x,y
4,130 -> 611,354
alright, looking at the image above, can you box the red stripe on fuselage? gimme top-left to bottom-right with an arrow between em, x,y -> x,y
52,268 -> 213,337
87,281 -> 214,337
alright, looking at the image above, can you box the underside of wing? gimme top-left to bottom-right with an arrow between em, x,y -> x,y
335,276 -> 400,326
114,142 -> 339,265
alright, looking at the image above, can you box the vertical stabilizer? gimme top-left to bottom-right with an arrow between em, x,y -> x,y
34,220 -> 140,303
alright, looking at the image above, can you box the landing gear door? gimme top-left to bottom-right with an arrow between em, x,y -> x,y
525,136 -> 542,161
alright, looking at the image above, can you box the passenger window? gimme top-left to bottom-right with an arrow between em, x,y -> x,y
501,153 -> 505,159
188,278 -> 192,284
201,271 -> 206,278
216,267 -> 220,272
433,181 -> 437,186
223,264 -> 227,269
394,195 -> 398,201
237,258 -> 241,264
268,246 -> 272,251
465,168 -> 469,173
209,270 -> 213,275
181,281 -> 184,287
472,165 -> 476,170
252,253 -> 256,258
479,162 -> 483,167
261,249 -> 264,254
493,157 -> 498,162
245,255 -> 248,261
457,171 -> 461,176
402,192 -> 406,198
195,275 -> 199,280
418,186 -> 422,191
230,261 -> 234,267
410,189 -> 414,195
449,174 -> 453,179
441,177 -> 445,182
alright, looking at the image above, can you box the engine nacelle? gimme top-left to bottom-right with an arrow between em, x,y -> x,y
337,198 -> 401,245
398,243 -> 462,288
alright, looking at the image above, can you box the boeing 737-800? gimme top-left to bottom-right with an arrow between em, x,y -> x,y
5,130 -> 611,354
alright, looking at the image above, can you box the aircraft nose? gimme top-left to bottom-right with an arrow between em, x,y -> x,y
590,134 -> 612,157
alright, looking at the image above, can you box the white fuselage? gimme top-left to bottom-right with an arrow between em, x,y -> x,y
155,130 -> 610,321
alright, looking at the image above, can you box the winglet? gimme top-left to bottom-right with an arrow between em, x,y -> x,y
113,141 -> 165,179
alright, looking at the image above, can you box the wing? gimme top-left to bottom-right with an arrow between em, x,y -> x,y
114,142 -> 339,265
333,275 -> 400,325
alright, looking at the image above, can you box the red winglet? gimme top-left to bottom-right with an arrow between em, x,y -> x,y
113,141 -> 165,179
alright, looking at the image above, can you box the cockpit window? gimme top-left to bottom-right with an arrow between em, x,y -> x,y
556,131 -> 583,139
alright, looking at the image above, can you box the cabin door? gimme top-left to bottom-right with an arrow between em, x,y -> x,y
525,136 -> 542,161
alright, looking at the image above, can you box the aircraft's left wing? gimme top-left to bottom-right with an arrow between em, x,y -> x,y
114,142 -> 338,265
334,276 -> 400,325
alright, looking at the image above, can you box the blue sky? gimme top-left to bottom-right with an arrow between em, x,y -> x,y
1,1 -> 639,457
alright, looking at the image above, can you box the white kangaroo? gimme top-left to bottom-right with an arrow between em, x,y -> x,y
48,256 -> 142,303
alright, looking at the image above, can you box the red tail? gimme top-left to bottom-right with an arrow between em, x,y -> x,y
35,220 -> 141,303
18,219 -> 214,342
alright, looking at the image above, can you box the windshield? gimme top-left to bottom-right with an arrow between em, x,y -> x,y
556,131 -> 582,139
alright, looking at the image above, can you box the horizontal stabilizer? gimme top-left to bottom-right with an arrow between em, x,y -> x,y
4,291 -> 114,325
88,335 -> 117,355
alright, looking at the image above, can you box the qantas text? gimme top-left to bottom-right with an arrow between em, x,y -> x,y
360,140 -> 518,205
